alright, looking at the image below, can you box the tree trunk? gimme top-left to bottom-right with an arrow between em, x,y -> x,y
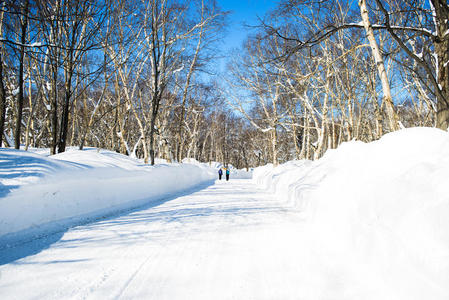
431,0 -> 449,130
271,127 -> 278,166
15,1 -> 29,149
50,61 -> 58,155
149,100 -> 158,165
175,25 -> 204,162
0,3 -> 5,147
24,73 -> 33,150
149,51 -> 161,165
58,62 -> 73,153
359,0 -> 398,132
292,122 -> 300,160
0,51 -> 5,147
148,0 -> 163,166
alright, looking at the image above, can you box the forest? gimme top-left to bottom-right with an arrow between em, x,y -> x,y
0,0 -> 447,168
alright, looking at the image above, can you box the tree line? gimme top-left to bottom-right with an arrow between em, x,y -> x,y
225,0 -> 448,166
0,0 -> 242,166
1,0 -> 448,170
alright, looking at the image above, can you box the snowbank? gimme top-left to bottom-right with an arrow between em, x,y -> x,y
254,127 -> 449,299
0,148 -> 216,245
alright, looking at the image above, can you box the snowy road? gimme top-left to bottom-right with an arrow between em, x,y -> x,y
0,179 -> 310,300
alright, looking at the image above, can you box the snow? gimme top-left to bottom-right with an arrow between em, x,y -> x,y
11,87 -> 19,96
0,180 -> 305,299
348,21 -> 364,27
0,147 -> 217,246
254,127 -> 449,299
29,42 -> 42,47
0,127 -> 448,299
261,126 -> 274,133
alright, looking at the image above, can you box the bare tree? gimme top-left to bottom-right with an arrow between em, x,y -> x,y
0,1 -> 6,146
174,0 -> 226,162
13,0 -> 29,149
228,35 -> 290,166
57,0 -> 107,153
372,0 -> 449,129
36,0 -> 64,154
359,0 -> 399,131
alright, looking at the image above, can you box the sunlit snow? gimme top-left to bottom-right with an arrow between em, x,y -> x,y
1,127 -> 449,299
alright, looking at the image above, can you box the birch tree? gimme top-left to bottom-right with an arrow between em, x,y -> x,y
174,0 -> 225,162
57,0 -> 107,153
372,0 -> 449,129
228,35 -> 289,166
359,0 -> 399,131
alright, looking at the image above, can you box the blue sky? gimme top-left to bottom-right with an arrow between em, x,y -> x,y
219,0 -> 276,50
216,0 -> 277,71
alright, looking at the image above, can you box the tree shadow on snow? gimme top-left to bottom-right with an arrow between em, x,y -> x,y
0,231 -> 65,265
38,182 -> 288,249
0,180 -> 215,266
0,150 -> 90,198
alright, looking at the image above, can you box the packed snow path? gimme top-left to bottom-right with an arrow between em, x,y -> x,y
0,179 -> 309,300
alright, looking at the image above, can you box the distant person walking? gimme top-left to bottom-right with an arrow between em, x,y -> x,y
218,168 -> 223,180
225,168 -> 230,181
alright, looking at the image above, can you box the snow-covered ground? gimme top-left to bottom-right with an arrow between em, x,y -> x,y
1,127 -> 448,299
254,127 -> 449,298
0,179 -> 308,299
0,148 -> 233,246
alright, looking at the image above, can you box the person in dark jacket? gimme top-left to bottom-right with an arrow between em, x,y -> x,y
225,168 -> 230,181
218,168 -> 223,180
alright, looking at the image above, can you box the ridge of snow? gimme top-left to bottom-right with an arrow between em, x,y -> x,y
0,148 -> 217,246
253,127 -> 449,298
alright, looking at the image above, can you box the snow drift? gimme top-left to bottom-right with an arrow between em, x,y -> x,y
254,127 -> 449,299
0,148 -> 216,245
